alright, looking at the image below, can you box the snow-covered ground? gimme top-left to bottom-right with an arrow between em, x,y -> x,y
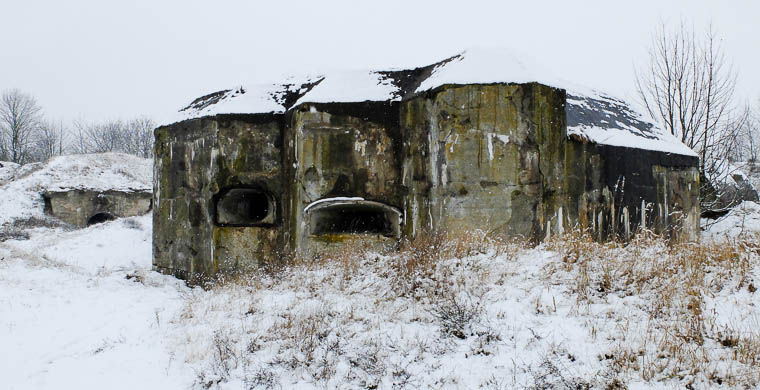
0,215 -> 192,389
704,201 -> 760,239
2,155 -> 760,389
2,210 -> 760,389
0,160 -> 21,185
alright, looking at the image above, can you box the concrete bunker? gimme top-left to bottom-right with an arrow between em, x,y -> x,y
44,189 -> 152,228
152,49 -> 701,281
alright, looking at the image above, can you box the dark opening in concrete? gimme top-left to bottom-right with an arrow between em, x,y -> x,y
307,200 -> 401,237
88,212 -> 116,226
42,194 -> 53,215
216,188 -> 275,226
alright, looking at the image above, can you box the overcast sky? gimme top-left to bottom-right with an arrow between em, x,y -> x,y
1,0 -> 757,124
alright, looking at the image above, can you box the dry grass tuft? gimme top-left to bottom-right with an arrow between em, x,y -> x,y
391,228 -> 526,298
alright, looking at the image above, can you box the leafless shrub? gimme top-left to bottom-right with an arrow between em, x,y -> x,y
0,226 -> 30,241
267,307 -> 344,383
470,326 -> 502,356
211,330 -> 239,374
528,356 -> 591,390
433,294 -> 482,339
481,374 -> 512,390
392,231 -> 447,296
390,361 -> 419,389
243,366 -> 280,390
348,338 -> 386,388
392,229 -> 521,298
0,216 -> 73,241
195,330 -> 240,389
309,239 -> 369,284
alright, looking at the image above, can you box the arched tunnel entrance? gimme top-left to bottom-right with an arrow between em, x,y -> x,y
305,199 -> 401,238
87,212 -> 116,226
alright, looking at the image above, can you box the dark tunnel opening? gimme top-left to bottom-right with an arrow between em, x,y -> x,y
309,203 -> 397,236
215,188 -> 274,226
87,212 -> 116,226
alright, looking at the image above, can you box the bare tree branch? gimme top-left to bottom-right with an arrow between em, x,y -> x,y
32,120 -> 68,161
635,21 -> 747,213
0,89 -> 42,164
71,117 -> 154,158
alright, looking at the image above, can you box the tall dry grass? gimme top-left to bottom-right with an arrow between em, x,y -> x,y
546,229 -> 760,387
391,229 -> 526,299
182,226 -> 760,388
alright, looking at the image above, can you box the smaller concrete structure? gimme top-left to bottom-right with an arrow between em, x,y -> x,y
43,189 -> 152,227
2,153 -> 155,227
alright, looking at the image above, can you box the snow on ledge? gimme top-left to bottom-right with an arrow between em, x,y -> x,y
303,197 -> 365,213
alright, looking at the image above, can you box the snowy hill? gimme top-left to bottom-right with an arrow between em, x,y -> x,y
0,153 -> 152,225
0,160 -> 20,185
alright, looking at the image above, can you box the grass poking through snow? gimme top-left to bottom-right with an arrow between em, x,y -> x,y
172,230 -> 760,389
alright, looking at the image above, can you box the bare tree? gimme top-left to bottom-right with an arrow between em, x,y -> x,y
89,120 -> 125,153
32,120 -> 68,161
123,117 -> 155,158
748,99 -> 760,162
0,89 -> 42,164
71,119 -> 90,155
72,117 -> 154,158
635,21 -> 750,212
729,100 -> 759,163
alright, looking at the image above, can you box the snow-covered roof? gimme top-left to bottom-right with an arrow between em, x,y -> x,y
1,153 -> 151,194
165,48 -> 697,157
40,153 -> 152,192
415,48 -> 550,92
162,78 -> 322,125
291,71 -> 398,107
565,93 -> 697,157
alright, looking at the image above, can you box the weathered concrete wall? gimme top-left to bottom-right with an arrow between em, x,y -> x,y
286,103 -> 402,256
564,140 -> 700,241
44,190 -> 152,227
400,83 -> 567,241
153,114 -> 284,280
